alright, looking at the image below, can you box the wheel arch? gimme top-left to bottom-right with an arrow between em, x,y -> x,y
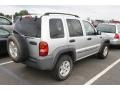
98,39 -> 110,54
104,39 -> 110,44
52,48 -> 76,69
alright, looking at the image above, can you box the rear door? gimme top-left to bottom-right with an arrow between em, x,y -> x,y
66,18 -> 89,60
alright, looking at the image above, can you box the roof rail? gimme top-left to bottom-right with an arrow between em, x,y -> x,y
44,12 -> 79,18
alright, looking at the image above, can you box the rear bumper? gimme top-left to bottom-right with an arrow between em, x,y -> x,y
110,39 -> 120,45
23,56 -> 54,70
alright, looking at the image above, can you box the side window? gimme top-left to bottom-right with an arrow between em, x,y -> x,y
49,19 -> 64,38
83,21 -> 95,35
117,25 -> 120,33
67,19 -> 83,37
0,28 -> 9,36
0,17 -> 11,25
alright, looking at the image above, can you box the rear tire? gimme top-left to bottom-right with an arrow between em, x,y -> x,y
97,43 -> 109,59
52,55 -> 73,81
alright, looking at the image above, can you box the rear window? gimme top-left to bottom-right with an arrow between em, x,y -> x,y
14,17 -> 41,37
96,24 -> 116,33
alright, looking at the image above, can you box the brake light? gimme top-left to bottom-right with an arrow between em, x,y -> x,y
114,34 -> 120,39
39,41 -> 48,56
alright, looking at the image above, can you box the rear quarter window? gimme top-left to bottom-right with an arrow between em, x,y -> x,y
49,19 -> 64,38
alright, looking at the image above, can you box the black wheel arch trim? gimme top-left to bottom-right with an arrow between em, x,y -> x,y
99,39 -> 110,52
52,47 -> 76,69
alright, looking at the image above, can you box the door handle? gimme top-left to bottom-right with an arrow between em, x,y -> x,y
87,38 -> 92,40
69,39 -> 75,43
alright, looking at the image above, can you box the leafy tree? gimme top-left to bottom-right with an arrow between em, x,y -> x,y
0,12 -> 11,19
0,10 -> 29,22
13,10 -> 29,21
14,10 -> 29,17
18,10 -> 29,16
4,15 -> 12,19
0,12 -> 4,16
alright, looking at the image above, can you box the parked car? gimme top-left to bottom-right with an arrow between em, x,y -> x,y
7,13 -> 110,81
0,28 -> 10,54
0,16 -> 13,55
96,23 -> 120,46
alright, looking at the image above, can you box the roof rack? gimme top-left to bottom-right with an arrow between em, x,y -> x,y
44,12 -> 79,18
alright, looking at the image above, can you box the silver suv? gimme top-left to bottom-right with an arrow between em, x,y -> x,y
7,13 -> 110,81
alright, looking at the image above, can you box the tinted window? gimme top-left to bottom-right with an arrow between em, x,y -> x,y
83,21 -> 95,35
117,25 -> 120,33
67,19 -> 83,37
0,28 -> 9,36
49,19 -> 64,38
96,24 -> 116,33
15,17 -> 41,37
0,17 -> 10,25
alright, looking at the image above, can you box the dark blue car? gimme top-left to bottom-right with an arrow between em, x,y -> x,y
0,28 -> 10,54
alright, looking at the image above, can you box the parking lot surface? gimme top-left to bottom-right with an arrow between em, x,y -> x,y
0,47 -> 120,85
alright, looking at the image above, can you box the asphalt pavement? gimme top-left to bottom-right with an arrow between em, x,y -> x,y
0,47 -> 120,85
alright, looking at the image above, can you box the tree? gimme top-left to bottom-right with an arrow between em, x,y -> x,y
0,12 -> 4,16
14,10 -> 29,17
19,10 -> 29,16
0,12 -> 11,19
4,15 -> 12,19
13,10 -> 29,21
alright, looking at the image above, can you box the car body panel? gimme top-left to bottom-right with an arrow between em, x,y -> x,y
0,27 -> 11,54
0,37 -> 8,54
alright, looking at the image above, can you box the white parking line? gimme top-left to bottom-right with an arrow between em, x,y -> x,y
0,61 -> 13,66
84,58 -> 120,85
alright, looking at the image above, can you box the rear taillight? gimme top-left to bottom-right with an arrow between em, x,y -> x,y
114,34 -> 120,39
39,41 -> 48,56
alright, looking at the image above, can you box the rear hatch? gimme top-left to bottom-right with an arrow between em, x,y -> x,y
101,32 -> 115,40
14,16 -> 41,59
96,24 -> 116,40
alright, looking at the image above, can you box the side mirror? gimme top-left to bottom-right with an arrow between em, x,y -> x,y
9,21 -> 12,25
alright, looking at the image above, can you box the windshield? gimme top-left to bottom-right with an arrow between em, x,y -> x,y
14,17 -> 41,37
96,24 -> 116,33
